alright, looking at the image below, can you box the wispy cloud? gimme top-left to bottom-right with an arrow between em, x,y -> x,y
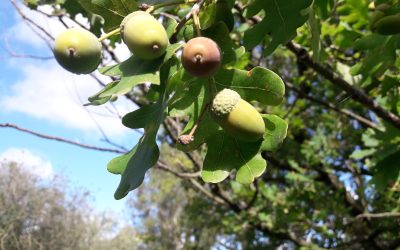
1,61 -> 132,138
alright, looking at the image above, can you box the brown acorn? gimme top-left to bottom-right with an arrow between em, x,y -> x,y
181,37 -> 221,78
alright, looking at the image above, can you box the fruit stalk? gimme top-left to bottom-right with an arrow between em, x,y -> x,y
98,28 -> 121,42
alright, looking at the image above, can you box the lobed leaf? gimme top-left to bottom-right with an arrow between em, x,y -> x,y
202,131 -> 265,184
214,67 -> 285,106
243,0 -> 313,54
261,114 -> 288,152
107,58 -> 177,199
78,0 -> 137,32
86,44 -> 182,105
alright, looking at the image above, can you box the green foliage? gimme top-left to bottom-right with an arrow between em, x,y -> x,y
243,0 -> 313,54
78,0 -> 137,32
107,58 -> 177,199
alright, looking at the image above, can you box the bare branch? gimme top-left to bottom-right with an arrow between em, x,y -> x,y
0,36 -> 53,60
0,123 -> 126,154
156,161 -> 201,179
170,0 -> 208,43
356,212 -> 400,220
10,0 -> 54,47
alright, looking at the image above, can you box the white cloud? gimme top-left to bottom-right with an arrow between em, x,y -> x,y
0,148 -> 53,179
2,2 -> 136,138
1,61 -> 132,138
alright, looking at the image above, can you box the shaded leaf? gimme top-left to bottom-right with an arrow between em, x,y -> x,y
214,67 -> 285,106
78,0 -> 137,32
243,0 -> 313,54
202,131 -> 265,184
261,114 -> 288,152
87,44 -> 182,105
107,58 -> 177,199
169,72 -> 219,152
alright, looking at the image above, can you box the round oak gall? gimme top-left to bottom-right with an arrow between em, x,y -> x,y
181,37 -> 221,78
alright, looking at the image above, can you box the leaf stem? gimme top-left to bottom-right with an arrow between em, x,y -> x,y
98,28 -> 120,42
192,4 -> 202,36
178,103 -> 210,145
189,103 -> 209,137
208,77 -> 218,97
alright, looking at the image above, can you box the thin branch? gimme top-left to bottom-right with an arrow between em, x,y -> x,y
170,0 -> 208,43
285,81 -> 382,131
10,0 -> 54,42
156,161 -> 201,179
356,212 -> 400,220
0,123 -> 126,154
286,41 -> 400,129
0,37 -> 52,60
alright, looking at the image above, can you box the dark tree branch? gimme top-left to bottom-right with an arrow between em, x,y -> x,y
286,41 -> 400,129
285,81 -> 382,131
356,212 -> 400,220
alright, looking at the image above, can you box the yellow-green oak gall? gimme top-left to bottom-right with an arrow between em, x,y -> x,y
181,37 -> 221,78
53,27 -> 101,74
121,11 -> 169,60
211,89 -> 265,142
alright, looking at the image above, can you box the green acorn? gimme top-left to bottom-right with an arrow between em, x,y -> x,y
53,27 -> 102,74
121,11 -> 169,60
211,89 -> 265,142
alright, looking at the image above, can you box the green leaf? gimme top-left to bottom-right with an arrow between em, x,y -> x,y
169,72 -> 219,152
201,131 -> 235,183
202,131 -> 266,184
107,147 -> 136,174
87,44 -> 182,105
122,104 -> 160,129
337,0 -> 369,30
199,0 -> 217,30
202,22 -> 236,65
107,58 -> 177,199
314,0 -> 334,20
214,67 -> 285,106
372,150 -> 400,191
352,34 -> 398,80
165,16 -> 178,39
261,114 -> 288,152
78,0 -> 137,32
243,0 -> 313,54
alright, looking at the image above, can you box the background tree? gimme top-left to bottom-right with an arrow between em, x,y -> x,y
0,161 -> 141,250
1,0 -> 400,249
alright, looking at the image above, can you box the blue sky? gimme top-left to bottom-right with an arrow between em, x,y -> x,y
0,1 -> 139,217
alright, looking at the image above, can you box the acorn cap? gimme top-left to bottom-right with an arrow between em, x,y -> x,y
211,88 -> 241,117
